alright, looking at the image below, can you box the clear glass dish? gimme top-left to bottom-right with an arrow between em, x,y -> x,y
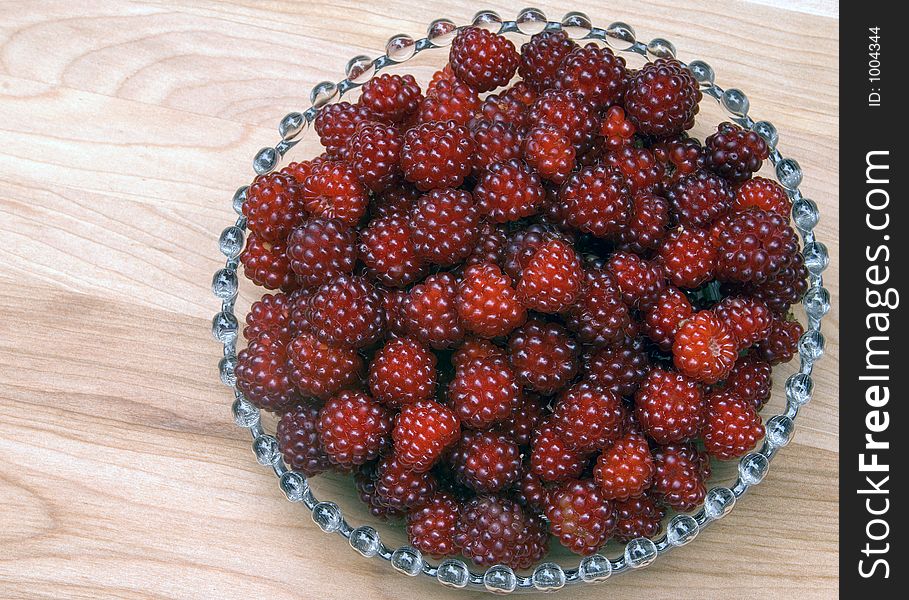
210,8 -> 831,593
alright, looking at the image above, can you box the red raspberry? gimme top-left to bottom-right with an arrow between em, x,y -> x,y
456,495 -> 532,568
450,27 -> 519,92
527,90 -> 598,150
734,176 -> 792,216
530,418 -> 588,482
725,355 -> 773,410
559,165 -> 631,237
393,400 -> 460,472
371,182 -> 420,219
287,331 -> 363,400
635,367 -> 705,443
545,478 -> 616,555
704,122 -> 770,183
302,160 -> 368,226
345,121 -> 403,192
379,286 -> 410,338
673,311 -> 738,384
409,188 -> 480,265
240,233 -> 297,292
449,356 -> 522,429
243,172 -> 305,243
401,121 -> 475,191
236,331 -> 299,412
619,191 -> 670,253
464,221 -> 508,267
406,491 -> 462,558
470,120 -> 522,171
522,126 -> 575,184
277,404 -> 332,476
651,443 -> 709,512
653,135 -> 705,181
405,273 -> 465,349
369,338 -> 437,407
508,319 -> 579,394
503,80 -> 539,108
456,263 -> 527,339
582,339 -> 651,397
244,292 -> 291,342
600,105 -> 636,149
287,287 -> 313,335
476,92 -> 529,132
594,432 -> 654,501
552,382 -> 624,452
716,208 -> 800,283
515,464 -> 548,512
304,275 -> 385,348
419,78 -> 481,126
427,64 -> 457,95
452,337 -> 506,371
518,30 -> 577,91
358,73 -> 422,124
756,316 -> 804,365
613,494 -> 665,541
607,251 -> 666,309
658,226 -> 717,289
496,394 -> 545,447
563,267 -> 631,346
502,223 -> 573,280
314,101 -> 374,159
474,158 -> 545,223
555,43 -> 627,109
667,169 -> 733,228
359,216 -> 428,288
285,218 -> 356,290
737,252 -> 809,314
280,155 -> 327,185
450,429 -> 522,493
374,453 -> 437,510
702,389 -> 765,460
623,58 -> 702,137
318,390 -> 391,468
355,461 -> 404,520
603,146 -> 665,194
643,287 -> 694,351
714,296 -> 772,349
516,239 -> 583,312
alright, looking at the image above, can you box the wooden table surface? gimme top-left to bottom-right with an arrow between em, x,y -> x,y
0,1 -> 838,598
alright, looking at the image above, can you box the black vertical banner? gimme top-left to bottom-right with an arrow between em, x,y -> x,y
840,4 -> 902,597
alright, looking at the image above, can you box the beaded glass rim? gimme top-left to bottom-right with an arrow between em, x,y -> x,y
210,8 -> 831,593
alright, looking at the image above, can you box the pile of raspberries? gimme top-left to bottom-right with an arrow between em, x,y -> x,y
235,27 -> 807,569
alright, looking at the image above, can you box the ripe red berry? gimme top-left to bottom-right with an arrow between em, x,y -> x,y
734,176 -> 792,217
517,239 -> 584,312
545,478 -> 617,555
305,275 -> 385,348
452,337 -> 506,371
522,126 -> 576,184
450,429 -> 522,493
502,223 -> 572,280
603,146 -> 665,194
456,263 -> 527,339
401,120 -> 475,191
369,338 -> 437,407
658,226 -> 717,289
450,27 -> 519,92
393,400 -> 460,473
371,182 -> 421,219
702,388 -> 766,460
409,188 -> 480,265
527,90 -> 599,151
470,120 -> 522,172
243,172 -> 305,243
456,495 -> 533,568
355,461 -> 404,520
379,286 -> 410,338
405,273 -> 465,349
236,331 -> 299,412
594,432 -> 654,501
635,367 -> 706,444
358,73 -> 423,124
406,491 -> 462,558
508,319 -> 579,394
318,390 -> 391,468
643,286 -> 694,351
277,403 -> 332,476
280,155 -> 327,185
474,158 -> 545,223
552,382 -> 625,452
345,121 -> 403,192
559,165 -> 632,237
287,331 -> 363,400
716,208 -> 800,283
515,464 -> 548,511
449,356 -> 522,429
302,160 -> 369,226
757,316 -> 804,365
419,77 -> 481,126
555,43 -> 627,109
244,292 -> 291,342
314,101 -> 375,159
582,339 -> 651,397
530,417 -> 588,483
651,443 -> 709,512
673,311 -> 738,384
614,493 -> 665,541
374,453 -> 438,510
285,218 -> 356,290
623,58 -> 702,137
713,296 -> 773,349
607,251 -> 666,309
600,105 -> 636,149
704,121 -> 770,183
725,355 -> 773,410
518,30 -> 577,91
240,232 -> 298,292
464,221 -> 508,267
667,169 -> 733,228
737,252 -> 809,314
359,216 -> 428,288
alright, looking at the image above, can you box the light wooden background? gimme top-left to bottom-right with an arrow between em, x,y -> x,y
0,1 -> 838,598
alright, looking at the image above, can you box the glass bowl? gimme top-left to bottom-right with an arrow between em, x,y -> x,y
210,8 -> 831,593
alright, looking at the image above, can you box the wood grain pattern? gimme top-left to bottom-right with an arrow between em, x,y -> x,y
0,1 -> 838,598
